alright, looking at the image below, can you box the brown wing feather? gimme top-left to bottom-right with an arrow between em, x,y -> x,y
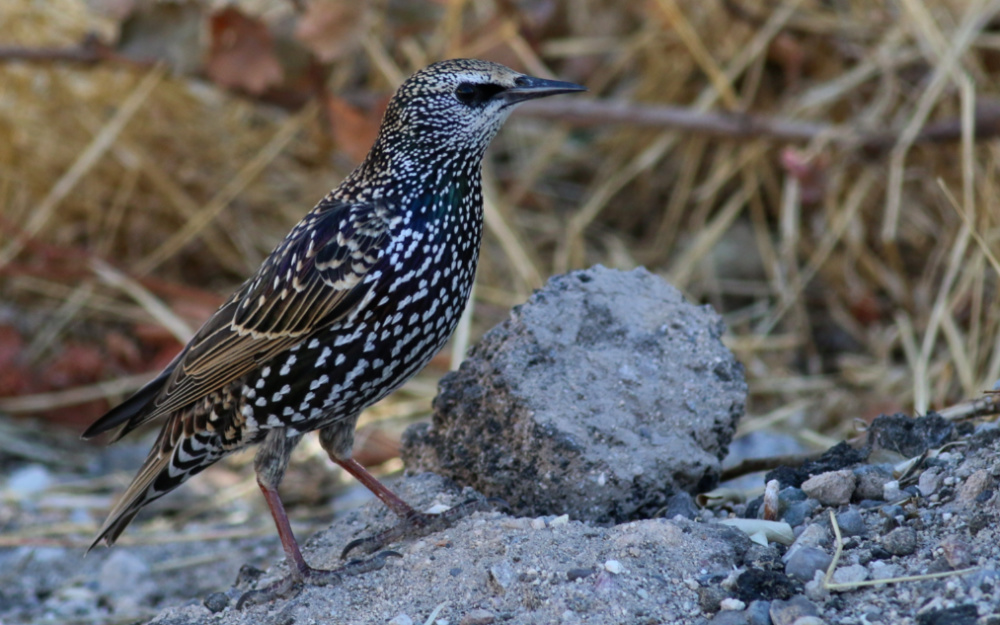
90,198 -> 396,440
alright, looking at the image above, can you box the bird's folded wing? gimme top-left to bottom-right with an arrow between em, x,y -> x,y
84,198 -> 396,440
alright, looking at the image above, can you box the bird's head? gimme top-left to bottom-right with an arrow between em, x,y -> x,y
366,59 -> 585,178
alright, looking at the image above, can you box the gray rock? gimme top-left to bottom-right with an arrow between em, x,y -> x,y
663,490 -> 700,520
784,547 -> 832,583
869,561 -> 902,580
460,608 -> 496,625
918,467 -> 943,497
853,465 -> 893,501
782,499 -> 819,528
831,564 -> 868,585
747,600 -> 772,625
939,537 -> 973,569
769,595 -> 820,625
834,509 -> 868,537
202,592 -> 230,613
801,470 -> 856,506
881,527 -> 917,556
709,609 -> 749,624
402,266 -> 746,522
957,469 -> 993,504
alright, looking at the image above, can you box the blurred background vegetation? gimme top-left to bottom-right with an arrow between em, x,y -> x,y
1,0 -> 999,470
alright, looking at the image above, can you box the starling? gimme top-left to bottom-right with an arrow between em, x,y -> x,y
83,59 -> 584,599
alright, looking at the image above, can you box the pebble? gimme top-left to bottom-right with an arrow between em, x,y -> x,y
853,465 -> 893,501
697,585 -> 730,612
708,610 -> 747,624
550,514 -> 569,527
604,560 -> 622,574
7,464 -> 53,496
719,597 -> 746,611
388,615 -> 414,625
957,469 -> 992,504
834,509 -> 867,537
881,527 -> 918,556
882,480 -> 902,502
531,517 -> 547,530
784,547 -> 832,583
203,592 -> 230,613
918,468 -> 943,497
663,491 -> 699,520
787,523 -> 829,554
459,608 -> 496,625
769,595 -> 820,625
747,600 -> 772,625
939,537 -> 973,569
831,564 -> 868,585
782,500 -> 819,528
566,567 -> 595,581
801,470 -> 856,506
869,561 -> 902,580
489,562 -> 515,591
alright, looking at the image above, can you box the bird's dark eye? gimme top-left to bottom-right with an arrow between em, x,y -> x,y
454,82 -> 506,106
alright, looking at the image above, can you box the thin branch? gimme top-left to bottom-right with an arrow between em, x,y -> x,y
518,98 -> 1000,149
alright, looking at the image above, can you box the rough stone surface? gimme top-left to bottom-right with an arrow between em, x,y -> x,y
801,470 -> 856,506
152,474 -> 751,625
402,266 -> 747,522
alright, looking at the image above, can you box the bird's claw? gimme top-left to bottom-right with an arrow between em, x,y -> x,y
341,496 -> 496,559
236,550 -> 402,609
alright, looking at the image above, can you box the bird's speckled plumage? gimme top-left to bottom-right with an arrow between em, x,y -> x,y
83,59 -> 584,559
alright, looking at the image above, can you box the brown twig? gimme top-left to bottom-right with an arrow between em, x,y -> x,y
518,98 -> 1000,149
0,35 -> 151,68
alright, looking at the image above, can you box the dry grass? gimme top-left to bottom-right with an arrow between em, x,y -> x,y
2,0 -> 1000,453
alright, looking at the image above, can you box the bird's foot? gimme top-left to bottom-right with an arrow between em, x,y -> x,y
341,497 -> 504,559
236,550 -> 401,609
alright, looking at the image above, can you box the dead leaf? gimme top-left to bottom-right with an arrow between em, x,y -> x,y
295,0 -> 370,62
325,95 -> 388,163
206,7 -> 284,95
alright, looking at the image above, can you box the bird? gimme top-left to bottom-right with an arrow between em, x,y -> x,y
82,59 -> 585,602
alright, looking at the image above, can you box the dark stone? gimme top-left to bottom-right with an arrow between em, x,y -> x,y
566,568 -> 595,581
915,604 -> 978,625
661,491 -> 699,520
834,509 -> 868,537
865,413 -> 955,459
733,568 -> 797,602
881,526 -> 918,556
203,592 -> 230,613
783,547 -> 832,583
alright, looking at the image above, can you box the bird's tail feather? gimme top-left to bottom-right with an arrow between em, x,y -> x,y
89,419 -> 214,552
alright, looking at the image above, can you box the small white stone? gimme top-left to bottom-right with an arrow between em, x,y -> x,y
719,598 -> 746,611
425,503 -> 451,515
7,464 -> 52,496
550,514 -> 569,527
530,517 -> 547,530
604,560 -> 623,574
883,480 -> 902,501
